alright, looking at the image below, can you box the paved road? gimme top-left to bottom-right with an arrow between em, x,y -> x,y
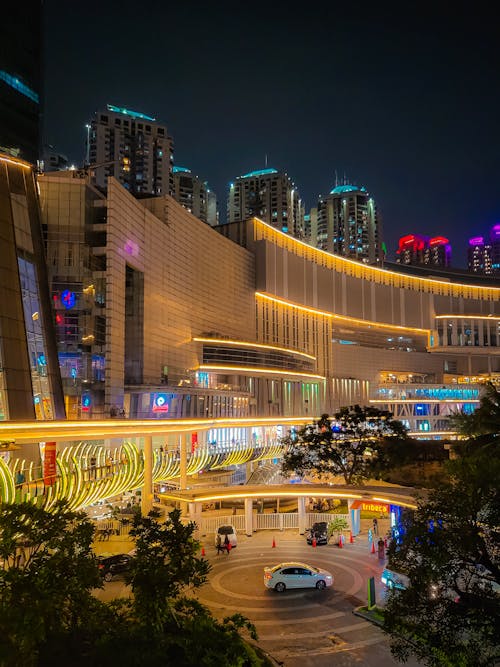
94,529 -> 423,666
194,530 -> 422,667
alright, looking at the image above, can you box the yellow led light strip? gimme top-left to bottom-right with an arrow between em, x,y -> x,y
253,218 -> 500,300
193,337 -> 316,360
256,292 -> 430,335
198,364 -> 326,380
434,314 -> 500,320
0,153 -> 32,170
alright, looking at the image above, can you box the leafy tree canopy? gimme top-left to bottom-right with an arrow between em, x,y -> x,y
281,406 -> 408,484
383,442 -> 500,667
449,381 -> 500,440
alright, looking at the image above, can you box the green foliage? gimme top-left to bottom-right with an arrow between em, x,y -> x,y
0,504 -> 267,667
327,517 -> 348,539
449,381 -> 500,439
382,442 -> 500,667
0,500 -> 102,667
281,406 -> 408,484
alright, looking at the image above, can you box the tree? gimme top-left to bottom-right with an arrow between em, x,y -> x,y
89,509 -> 269,667
449,381 -> 500,439
382,442 -> 500,667
0,500 -> 103,667
281,406 -> 408,484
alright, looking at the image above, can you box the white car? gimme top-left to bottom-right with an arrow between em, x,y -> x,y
264,561 -> 333,592
214,524 -> 237,548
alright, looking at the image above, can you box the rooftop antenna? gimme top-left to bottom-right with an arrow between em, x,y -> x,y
334,170 -> 338,187
265,154 -> 268,168
343,171 -> 347,185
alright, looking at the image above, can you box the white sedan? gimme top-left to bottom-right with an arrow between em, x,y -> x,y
264,561 -> 334,592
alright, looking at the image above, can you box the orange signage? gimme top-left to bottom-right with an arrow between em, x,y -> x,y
350,500 -> 389,513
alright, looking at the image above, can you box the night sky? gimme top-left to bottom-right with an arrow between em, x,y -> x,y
43,1 -> 500,268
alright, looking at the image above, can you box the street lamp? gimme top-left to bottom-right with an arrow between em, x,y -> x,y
84,124 -> 91,166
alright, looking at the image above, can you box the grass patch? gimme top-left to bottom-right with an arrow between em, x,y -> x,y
355,605 -> 385,626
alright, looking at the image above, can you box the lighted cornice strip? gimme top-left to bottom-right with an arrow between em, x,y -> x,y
256,292 -> 429,335
193,337 -> 316,360
252,218 -> 500,298
434,314 -> 500,320
198,364 -> 326,380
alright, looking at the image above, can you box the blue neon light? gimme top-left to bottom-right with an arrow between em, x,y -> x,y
240,168 -> 278,178
106,104 -> 155,121
173,166 -> 191,173
329,184 -> 367,195
61,290 -> 76,310
0,70 -> 39,103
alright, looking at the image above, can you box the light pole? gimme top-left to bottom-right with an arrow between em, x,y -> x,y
84,124 -> 91,166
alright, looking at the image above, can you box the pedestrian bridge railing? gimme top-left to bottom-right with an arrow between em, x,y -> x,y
197,512 -> 349,536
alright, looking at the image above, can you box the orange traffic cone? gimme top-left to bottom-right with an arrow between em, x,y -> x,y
338,535 -> 343,548
371,540 -> 376,554
349,531 -> 354,543
272,536 -> 276,548
312,536 -> 317,548
201,546 -> 205,557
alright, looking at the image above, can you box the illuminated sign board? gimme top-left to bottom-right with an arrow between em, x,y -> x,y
152,394 -> 169,413
351,500 -> 389,513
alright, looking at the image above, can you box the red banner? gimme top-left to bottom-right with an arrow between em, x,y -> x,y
44,441 -> 57,486
191,432 -> 198,453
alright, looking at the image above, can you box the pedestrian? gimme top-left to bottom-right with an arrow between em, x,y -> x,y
224,534 -> 230,554
368,528 -> 373,543
216,533 -> 224,554
373,517 -> 379,535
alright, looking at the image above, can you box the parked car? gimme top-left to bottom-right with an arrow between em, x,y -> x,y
264,561 -> 333,592
97,553 -> 133,582
305,521 -> 328,545
214,524 -> 237,548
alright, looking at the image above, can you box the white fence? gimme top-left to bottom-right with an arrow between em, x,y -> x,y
198,512 -> 349,536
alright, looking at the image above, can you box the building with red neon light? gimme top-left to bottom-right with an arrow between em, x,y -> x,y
396,234 -> 451,267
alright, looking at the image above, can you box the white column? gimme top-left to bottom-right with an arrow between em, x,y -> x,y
179,433 -> 188,490
141,435 -> 153,516
179,433 -> 188,516
244,498 -> 253,536
348,499 -> 360,536
189,501 -> 202,535
298,496 -> 306,534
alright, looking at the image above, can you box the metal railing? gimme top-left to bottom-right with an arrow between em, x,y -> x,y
197,512 -> 349,535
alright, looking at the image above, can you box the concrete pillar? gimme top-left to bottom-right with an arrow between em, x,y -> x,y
348,499 -> 360,536
244,498 -> 253,536
179,434 -> 188,516
245,461 -> 254,482
179,433 -> 188,490
141,435 -> 153,516
298,496 -> 306,534
189,501 -> 202,534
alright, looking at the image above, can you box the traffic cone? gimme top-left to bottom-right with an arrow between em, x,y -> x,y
201,546 -> 205,557
338,535 -> 343,548
349,531 -> 354,543
272,536 -> 276,548
312,536 -> 317,548
371,540 -> 376,554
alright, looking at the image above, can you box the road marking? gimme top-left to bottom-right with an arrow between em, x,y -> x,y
255,620 -> 373,640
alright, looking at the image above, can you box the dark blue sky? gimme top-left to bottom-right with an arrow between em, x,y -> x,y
43,1 -> 500,268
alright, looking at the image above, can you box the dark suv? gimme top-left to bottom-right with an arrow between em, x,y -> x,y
97,553 -> 133,582
306,522 -> 329,545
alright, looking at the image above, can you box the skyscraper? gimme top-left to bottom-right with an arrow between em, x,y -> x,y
0,3 -> 42,164
88,104 -> 174,197
396,234 -> 451,267
227,168 -> 304,238
468,225 -> 500,275
172,166 -> 218,226
312,183 -> 382,264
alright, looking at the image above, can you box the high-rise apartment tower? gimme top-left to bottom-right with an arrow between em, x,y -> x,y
312,183 -> 382,264
172,166 -> 218,226
88,105 -> 174,197
227,168 -> 304,237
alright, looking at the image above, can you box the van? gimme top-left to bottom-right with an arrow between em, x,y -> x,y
215,524 -> 237,548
